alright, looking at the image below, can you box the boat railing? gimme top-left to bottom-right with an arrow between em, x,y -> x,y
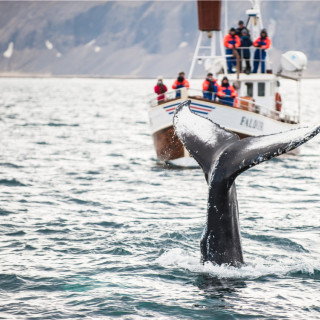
191,87 -> 298,124
148,89 -> 183,108
225,47 -> 272,74
195,47 -> 271,74
149,88 -> 298,124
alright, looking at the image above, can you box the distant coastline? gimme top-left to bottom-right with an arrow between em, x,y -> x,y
0,73 -> 319,80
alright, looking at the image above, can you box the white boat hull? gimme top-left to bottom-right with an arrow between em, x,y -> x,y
150,98 -> 296,136
149,96 -> 299,167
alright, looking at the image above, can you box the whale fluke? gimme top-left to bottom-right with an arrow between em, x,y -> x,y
173,100 -> 239,182
173,100 -> 320,266
174,100 -> 320,184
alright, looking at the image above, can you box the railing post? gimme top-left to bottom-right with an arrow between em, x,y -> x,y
297,77 -> 301,123
188,31 -> 203,80
181,87 -> 188,101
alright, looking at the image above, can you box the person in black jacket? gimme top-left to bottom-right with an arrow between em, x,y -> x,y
239,29 -> 253,74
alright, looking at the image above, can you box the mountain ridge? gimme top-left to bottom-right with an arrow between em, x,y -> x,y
0,1 -> 319,77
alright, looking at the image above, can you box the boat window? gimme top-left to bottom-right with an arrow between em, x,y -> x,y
245,82 -> 253,97
258,83 -> 265,96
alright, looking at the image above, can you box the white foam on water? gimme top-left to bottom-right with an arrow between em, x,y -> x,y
156,248 -> 319,279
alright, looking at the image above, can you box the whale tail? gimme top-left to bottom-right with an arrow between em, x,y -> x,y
174,100 -> 320,266
173,100 -> 320,181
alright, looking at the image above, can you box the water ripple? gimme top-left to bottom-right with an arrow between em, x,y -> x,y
0,78 -> 319,320
0,178 -> 27,186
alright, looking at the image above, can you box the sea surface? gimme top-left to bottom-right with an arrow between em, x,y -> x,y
0,78 -> 319,319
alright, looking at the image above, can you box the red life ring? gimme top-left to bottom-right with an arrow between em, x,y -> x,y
275,92 -> 282,112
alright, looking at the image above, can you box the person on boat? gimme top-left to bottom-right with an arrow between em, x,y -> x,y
252,29 -> 271,73
239,29 -> 253,74
218,76 -> 238,107
172,72 -> 190,98
223,28 -> 241,73
236,20 -> 250,37
154,76 -> 168,104
202,73 -> 219,101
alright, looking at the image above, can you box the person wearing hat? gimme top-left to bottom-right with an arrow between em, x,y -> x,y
218,76 -> 238,107
236,20 -> 250,37
202,73 -> 219,101
252,29 -> 271,73
239,29 -> 253,74
223,28 -> 241,73
172,72 -> 190,98
154,76 -> 168,103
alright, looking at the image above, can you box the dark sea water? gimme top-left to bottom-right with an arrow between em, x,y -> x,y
0,78 -> 319,319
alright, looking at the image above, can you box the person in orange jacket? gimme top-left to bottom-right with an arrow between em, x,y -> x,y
252,29 -> 271,73
172,72 -> 190,98
223,28 -> 241,73
218,76 -> 238,107
202,73 -> 219,101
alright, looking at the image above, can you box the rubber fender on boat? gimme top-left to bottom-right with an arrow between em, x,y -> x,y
275,92 -> 282,112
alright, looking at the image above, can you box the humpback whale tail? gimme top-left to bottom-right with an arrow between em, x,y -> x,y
173,100 -> 320,266
173,100 -> 320,183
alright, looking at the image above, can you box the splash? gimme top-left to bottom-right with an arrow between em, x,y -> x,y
156,248 -> 319,279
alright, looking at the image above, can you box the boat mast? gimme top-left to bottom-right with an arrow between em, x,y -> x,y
297,75 -> 301,122
246,0 -> 263,40
224,0 -> 228,35
188,0 -> 226,80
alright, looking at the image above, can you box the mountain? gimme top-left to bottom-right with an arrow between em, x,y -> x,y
0,1 -> 319,78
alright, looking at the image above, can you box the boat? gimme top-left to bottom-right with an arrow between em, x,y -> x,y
148,0 -> 307,167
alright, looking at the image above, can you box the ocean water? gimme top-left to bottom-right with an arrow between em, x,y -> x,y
0,78 -> 319,320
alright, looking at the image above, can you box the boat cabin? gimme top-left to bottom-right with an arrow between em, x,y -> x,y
223,73 -> 279,113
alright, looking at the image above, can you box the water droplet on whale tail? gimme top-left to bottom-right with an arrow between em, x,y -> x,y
173,100 -> 320,181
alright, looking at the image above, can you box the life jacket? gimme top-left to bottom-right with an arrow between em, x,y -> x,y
218,84 -> 238,107
253,36 -> 271,50
223,34 -> 241,49
218,85 -> 237,98
240,35 -> 253,48
202,78 -> 219,92
172,78 -> 190,90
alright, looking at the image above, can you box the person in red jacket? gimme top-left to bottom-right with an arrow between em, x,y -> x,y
202,73 -> 219,101
154,76 -> 167,103
223,28 -> 241,73
172,72 -> 190,98
218,76 -> 238,107
252,29 -> 271,73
